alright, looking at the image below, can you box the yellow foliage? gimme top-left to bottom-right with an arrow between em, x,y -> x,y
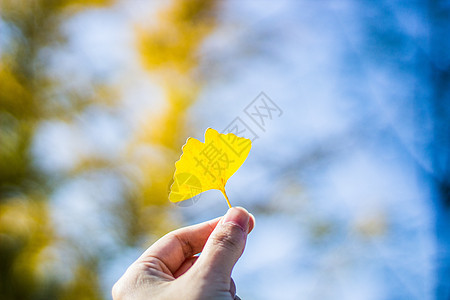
132,0 -> 220,217
138,0 -> 217,73
169,128 -> 251,207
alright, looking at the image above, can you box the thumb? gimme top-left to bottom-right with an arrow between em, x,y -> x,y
194,207 -> 252,281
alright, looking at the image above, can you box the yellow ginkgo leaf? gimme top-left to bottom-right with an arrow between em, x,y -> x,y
169,128 -> 252,208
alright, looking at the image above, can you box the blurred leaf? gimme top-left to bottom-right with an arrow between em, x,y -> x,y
138,0 -> 217,73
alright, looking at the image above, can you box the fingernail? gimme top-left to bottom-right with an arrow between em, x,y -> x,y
222,207 -> 249,232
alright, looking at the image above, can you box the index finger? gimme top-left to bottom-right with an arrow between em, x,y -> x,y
137,217 -> 221,274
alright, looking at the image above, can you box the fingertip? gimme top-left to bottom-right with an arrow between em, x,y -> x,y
248,213 -> 255,234
222,207 -> 250,232
227,206 -> 255,234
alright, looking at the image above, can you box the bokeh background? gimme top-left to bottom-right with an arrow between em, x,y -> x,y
1,0 -> 449,299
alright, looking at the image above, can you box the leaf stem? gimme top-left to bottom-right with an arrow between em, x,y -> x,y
221,189 -> 232,208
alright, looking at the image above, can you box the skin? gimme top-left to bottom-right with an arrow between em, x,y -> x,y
112,207 -> 255,300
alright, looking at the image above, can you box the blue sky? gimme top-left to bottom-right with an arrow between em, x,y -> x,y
24,0 -> 448,299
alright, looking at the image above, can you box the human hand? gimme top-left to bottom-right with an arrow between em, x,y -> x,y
112,207 -> 255,300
